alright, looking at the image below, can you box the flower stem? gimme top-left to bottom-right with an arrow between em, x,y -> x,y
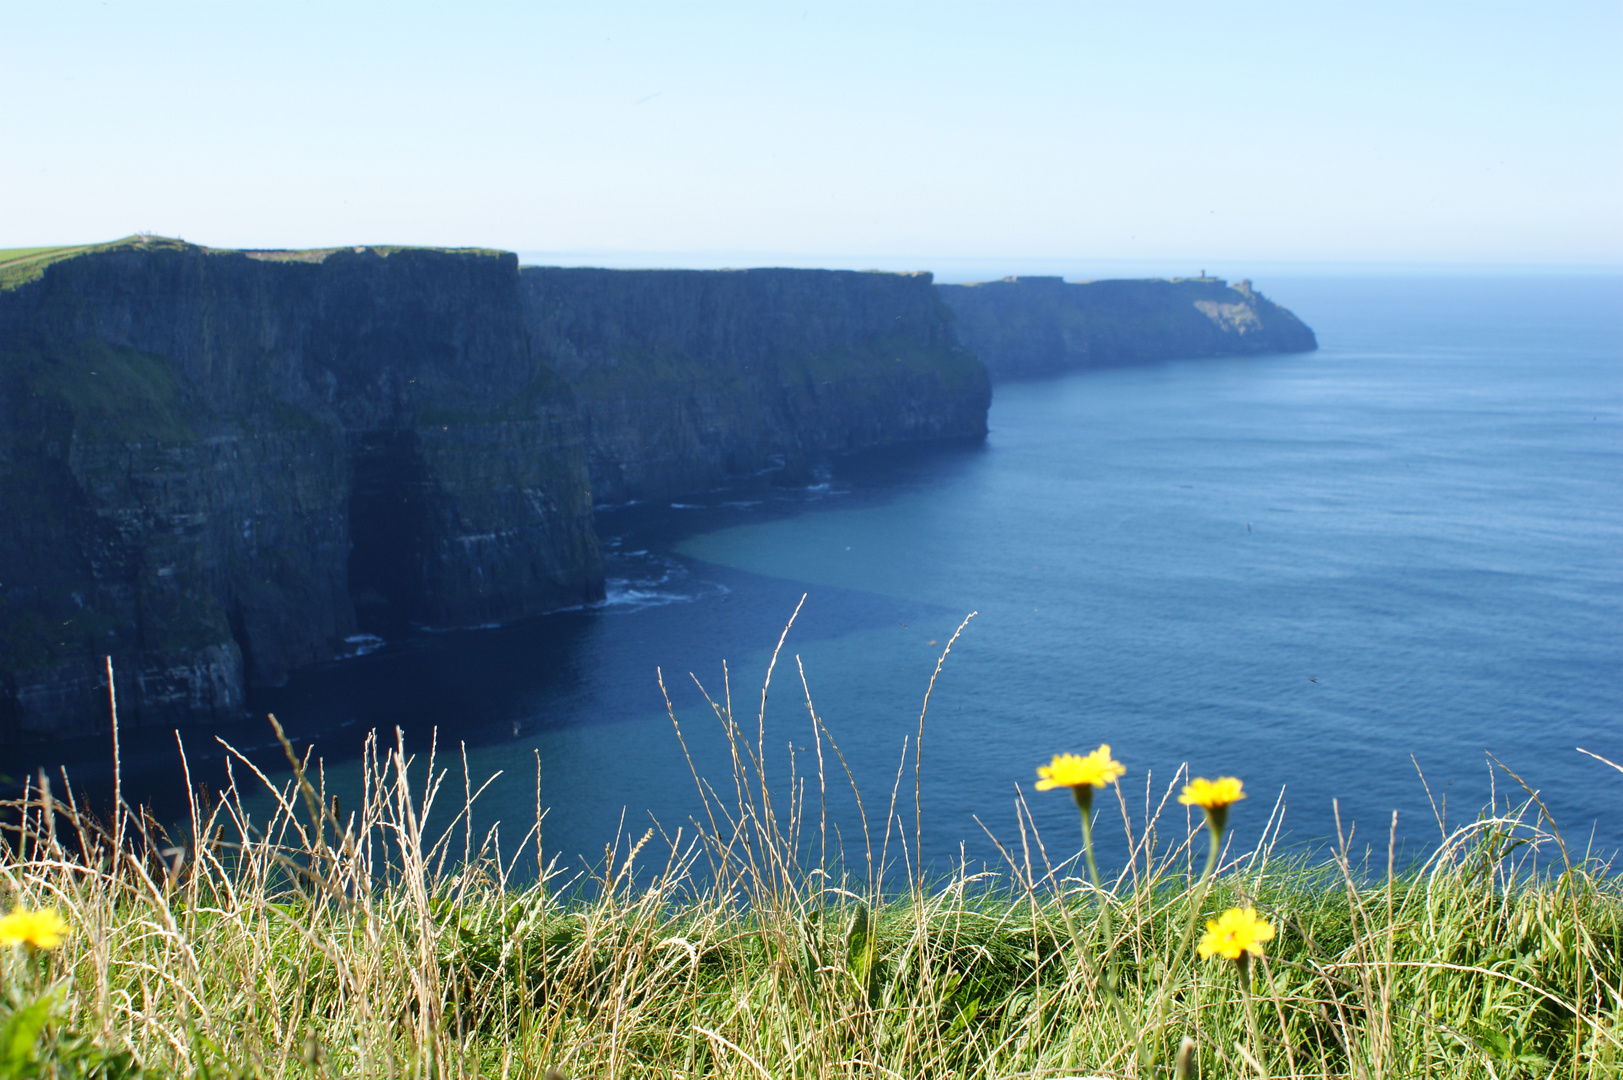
1187,822 -> 1221,948
1151,818 -> 1222,1061
1243,971 -> 1270,1080
1078,802 -> 1117,996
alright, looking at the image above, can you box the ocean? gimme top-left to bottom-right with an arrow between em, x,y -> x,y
49,274 -> 1623,880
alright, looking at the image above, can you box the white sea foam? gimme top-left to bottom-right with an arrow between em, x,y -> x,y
596,585 -> 694,611
341,633 -> 386,657
592,547 -> 729,613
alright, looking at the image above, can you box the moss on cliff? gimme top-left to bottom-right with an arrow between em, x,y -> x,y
0,600 -> 119,674
261,400 -> 328,435
797,331 -> 986,384
0,339 -> 201,678
7,338 -> 198,444
566,345 -> 753,397
413,363 -> 565,426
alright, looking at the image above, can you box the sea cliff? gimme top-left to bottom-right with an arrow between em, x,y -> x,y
521,267 -> 990,504
936,275 -> 1317,381
0,243 -> 1314,741
0,239 -> 601,739
0,244 -> 993,740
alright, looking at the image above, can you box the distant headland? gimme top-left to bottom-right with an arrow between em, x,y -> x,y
937,274 -> 1317,382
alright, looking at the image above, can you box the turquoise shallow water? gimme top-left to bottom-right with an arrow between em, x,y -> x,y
80,274 -> 1623,877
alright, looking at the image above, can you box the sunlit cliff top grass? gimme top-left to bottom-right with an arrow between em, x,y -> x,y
0,237 -> 166,291
0,236 -> 511,292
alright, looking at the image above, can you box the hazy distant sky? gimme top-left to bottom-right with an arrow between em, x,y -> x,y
4,1 -> 1620,271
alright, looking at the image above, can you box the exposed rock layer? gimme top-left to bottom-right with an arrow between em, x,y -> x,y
521,267 -> 990,504
936,276 -> 1317,382
0,240 -> 600,739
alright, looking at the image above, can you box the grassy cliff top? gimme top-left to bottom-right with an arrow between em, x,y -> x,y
0,237 -> 169,291
0,236 -> 511,292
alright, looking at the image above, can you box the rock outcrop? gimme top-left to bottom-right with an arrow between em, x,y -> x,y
521,267 -> 990,504
936,276 -> 1317,382
0,239 -> 601,740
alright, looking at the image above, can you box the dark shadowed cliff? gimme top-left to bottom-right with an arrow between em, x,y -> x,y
0,244 -> 995,740
520,267 -> 991,504
0,239 -> 601,739
936,276 -> 1316,382
3,246 -> 1306,742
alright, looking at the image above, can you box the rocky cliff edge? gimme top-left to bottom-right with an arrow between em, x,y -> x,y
0,238 -> 601,739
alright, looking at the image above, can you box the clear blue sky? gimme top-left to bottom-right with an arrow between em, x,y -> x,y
4,1 -> 1619,273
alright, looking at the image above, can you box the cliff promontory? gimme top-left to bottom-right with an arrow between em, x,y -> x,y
1,244 -> 995,740
0,238 -> 601,739
936,276 -> 1316,382
521,267 -> 990,504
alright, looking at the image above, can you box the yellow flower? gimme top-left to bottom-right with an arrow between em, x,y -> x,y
1179,776 -> 1245,810
1197,906 -> 1273,961
0,908 -> 70,950
1035,745 -> 1126,791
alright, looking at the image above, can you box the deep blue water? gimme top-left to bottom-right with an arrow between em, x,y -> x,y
87,275 -> 1623,878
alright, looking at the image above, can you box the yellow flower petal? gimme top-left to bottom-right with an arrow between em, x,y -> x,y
0,908 -> 70,950
1197,906 -> 1273,961
1035,745 -> 1126,790
1179,776 -> 1246,810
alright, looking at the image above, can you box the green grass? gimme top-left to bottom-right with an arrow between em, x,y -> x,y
0,238 -> 513,292
0,246 -> 86,264
0,237 -> 192,291
1,241 -> 117,291
1,625 -> 1618,1078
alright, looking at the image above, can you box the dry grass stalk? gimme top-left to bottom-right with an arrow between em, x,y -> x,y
0,627 -> 1618,1078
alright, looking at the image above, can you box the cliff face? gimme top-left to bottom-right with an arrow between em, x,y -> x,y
0,246 -> 995,740
521,268 -> 990,504
0,239 -> 601,739
936,276 -> 1317,382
